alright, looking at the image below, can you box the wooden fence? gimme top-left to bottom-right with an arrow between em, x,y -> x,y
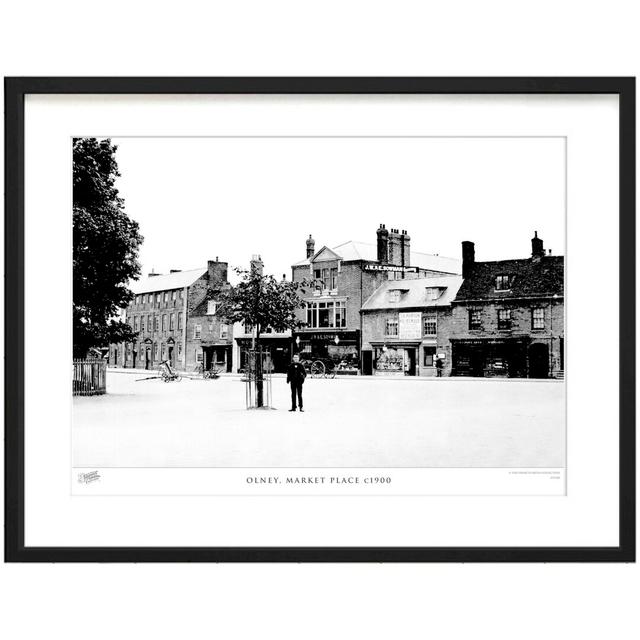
73,359 -> 107,396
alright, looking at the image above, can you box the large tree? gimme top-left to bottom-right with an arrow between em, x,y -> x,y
217,266 -> 307,407
73,138 -> 143,358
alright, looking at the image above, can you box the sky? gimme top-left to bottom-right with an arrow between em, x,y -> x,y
111,136 -> 566,282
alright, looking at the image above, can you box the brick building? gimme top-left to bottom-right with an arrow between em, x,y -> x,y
291,225 -> 460,372
109,259 -> 232,372
361,275 -> 463,376
449,233 -> 564,378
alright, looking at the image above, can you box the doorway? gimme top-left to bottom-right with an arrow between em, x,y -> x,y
529,343 -> 549,378
362,351 -> 373,375
405,348 -> 417,376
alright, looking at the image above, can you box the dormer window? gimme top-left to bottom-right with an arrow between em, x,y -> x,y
425,287 -> 442,301
388,289 -> 401,303
495,275 -> 513,291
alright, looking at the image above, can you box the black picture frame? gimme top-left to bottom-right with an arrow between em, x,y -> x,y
4,77 -> 635,563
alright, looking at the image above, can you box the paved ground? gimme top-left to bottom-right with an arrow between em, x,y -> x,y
73,373 -> 565,468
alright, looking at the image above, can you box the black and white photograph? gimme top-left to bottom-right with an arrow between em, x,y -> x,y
6,78 -> 632,563
71,135 -> 566,480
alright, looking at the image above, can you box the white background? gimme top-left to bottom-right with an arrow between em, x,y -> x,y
25,94 -> 608,546
1,1 -> 638,639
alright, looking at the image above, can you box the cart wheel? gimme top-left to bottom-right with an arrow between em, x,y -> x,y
327,367 -> 336,379
310,361 -> 325,378
175,375 -> 182,382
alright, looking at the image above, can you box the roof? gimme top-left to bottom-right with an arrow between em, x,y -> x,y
293,240 -> 461,274
361,275 -> 464,311
130,267 -> 207,294
454,255 -> 564,302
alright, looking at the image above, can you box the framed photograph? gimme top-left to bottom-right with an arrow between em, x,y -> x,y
5,77 -> 635,562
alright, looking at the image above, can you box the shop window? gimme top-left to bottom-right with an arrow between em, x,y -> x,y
532,307 -> 544,329
469,309 -> 482,330
497,309 -> 512,330
423,313 -> 437,336
385,318 -> 399,337
423,346 -> 436,367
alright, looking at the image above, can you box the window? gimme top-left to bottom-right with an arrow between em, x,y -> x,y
423,346 -> 436,367
196,350 -> 203,363
388,289 -> 401,303
133,316 -> 139,332
155,293 -> 161,304
425,287 -> 441,301
172,290 -> 177,301
330,268 -> 338,289
423,313 -> 437,336
147,315 -> 152,332
497,309 -> 512,330
193,324 -> 202,339
162,315 -> 167,332
169,313 -> 175,331
469,309 -> 482,330
532,307 -> 545,330
385,318 -> 399,337
220,324 -> 229,339
163,291 -> 169,303
495,275 -> 512,290
154,315 -> 160,331
304,300 -> 346,328
177,312 -> 183,330
207,300 -> 217,315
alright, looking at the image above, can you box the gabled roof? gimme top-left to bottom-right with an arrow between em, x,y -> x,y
361,275 -> 464,311
130,267 -> 207,294
454,255 -> 564,302
293,240 -> 461,274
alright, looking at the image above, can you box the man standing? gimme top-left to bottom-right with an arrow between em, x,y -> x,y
286,354 -> 307,412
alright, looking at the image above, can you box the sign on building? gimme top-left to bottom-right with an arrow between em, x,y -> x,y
398,312 -> 422,339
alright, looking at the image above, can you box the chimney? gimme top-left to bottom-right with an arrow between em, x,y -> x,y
250,254 -> 264,276
208,259 -> 228,285
306,234 -> 315,259
148,269 -> 160,278
387,228 -> 403,266
462,241 -> 475,279
376,224 -> 389,264
531,231 -> 544,262
170,269 -> 181,273
400,229 -> 411,268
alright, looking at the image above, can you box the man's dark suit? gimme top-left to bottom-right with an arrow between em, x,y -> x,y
286,361 -> 307,410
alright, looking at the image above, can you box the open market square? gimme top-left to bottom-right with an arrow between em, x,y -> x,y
73,371 -> 565,468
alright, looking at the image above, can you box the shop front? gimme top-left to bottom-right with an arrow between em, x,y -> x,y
293,330 -> 360,374
451,338 -> 530,378
235,337 -> 292,373
369,341 -> 421,376
201,342 -> 233,373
